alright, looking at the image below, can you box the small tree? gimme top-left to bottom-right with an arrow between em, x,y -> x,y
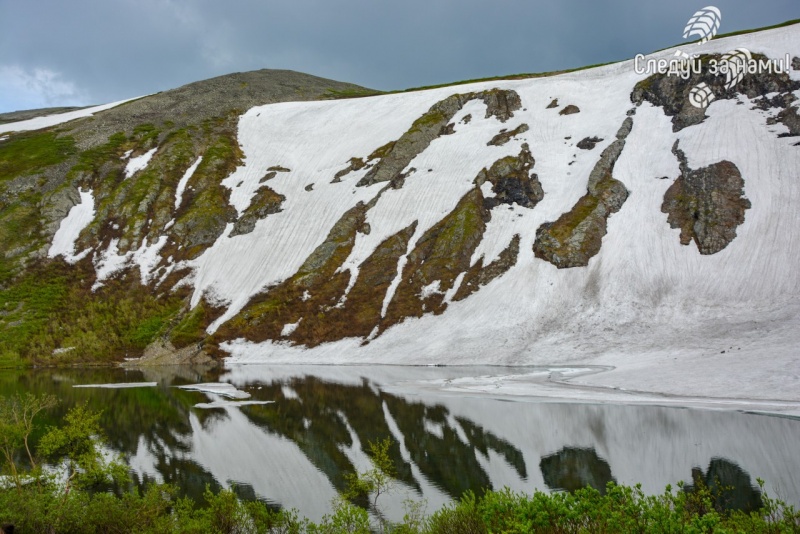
0,393 -> 58,489
342,437 -> 398,532
37,402 -> 128,493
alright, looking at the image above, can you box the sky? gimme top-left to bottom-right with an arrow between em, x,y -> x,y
0,0 -> 797,113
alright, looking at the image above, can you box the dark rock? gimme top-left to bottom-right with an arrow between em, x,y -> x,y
476,144 -> 543,209
559,105 -> 581,115
576,136 -> 604,150
229,185 -> 285,237
631,52 -> 800,132
793,56 -> 800,71
487,123 -> 529,146
546,98 -> 559,109
460,114 -> 472,124
331,157 -> 366,183
661,142 -> 750,255
267,165 -> 291,172
441,122 -> 456,135
304,183 -> 314,191
259,171 -> 277,183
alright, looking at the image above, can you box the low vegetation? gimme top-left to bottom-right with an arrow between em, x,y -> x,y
1,395 -> 799,533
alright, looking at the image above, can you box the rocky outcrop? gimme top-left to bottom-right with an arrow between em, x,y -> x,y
475,144 -> 544,210
229,185 -> 285,237
331,157 -> 366,183
214,202 -> 370,345
559,105 -> 581,115
662,141 -> 750,255
487,123 -> 529,146
452,234 -> 520,301
382,188 -> 489,328
576,136 -> 603,150
533,118 -> 631,268
632,52 -> 800,132
357,89 -> 522,187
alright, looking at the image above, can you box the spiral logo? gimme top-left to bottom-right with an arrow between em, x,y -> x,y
683,6 -> 722,44
719,48 -> 752,90
689,83 -> 716,109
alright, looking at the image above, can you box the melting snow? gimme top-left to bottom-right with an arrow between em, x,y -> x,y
48,188 -> 95,262
124,147 -> 157,178
0,96 -> 142,134
174,156 -> 202,209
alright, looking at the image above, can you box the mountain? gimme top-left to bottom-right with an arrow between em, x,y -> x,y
1,24 -> 798,401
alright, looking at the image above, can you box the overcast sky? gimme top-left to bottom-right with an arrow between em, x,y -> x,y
0,0 -> 796,113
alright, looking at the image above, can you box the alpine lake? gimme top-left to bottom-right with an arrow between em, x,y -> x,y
2,364 -> 799,522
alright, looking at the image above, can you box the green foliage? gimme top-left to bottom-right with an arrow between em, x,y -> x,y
343,437 -> 397,513
38,403 -> 129,491
170,304 -> 209,348
0,131 -> 76,181
0,393 -> 58,487
1,400 -> 799,533
0,262 -> 185,364
69,131 -> 127,176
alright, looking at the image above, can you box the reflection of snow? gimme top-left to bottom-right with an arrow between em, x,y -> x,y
194,399 -> 274,409
73,382 -> 157,389
176,382 -> 251,399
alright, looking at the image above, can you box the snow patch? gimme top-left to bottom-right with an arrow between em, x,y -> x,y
124,147 -> 157,178
48,188 -> 95,262
0,96 -> 143,134
175,156 -> 202,209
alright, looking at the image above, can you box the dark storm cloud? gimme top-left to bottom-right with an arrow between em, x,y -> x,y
0,0 -> 796,112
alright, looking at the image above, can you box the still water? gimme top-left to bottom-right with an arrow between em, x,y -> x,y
3,364 -> 799,521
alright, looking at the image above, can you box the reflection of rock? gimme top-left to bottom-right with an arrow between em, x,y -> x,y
540,447 -> 615,494
238,376 -> 526,504
685,458 -> 763,512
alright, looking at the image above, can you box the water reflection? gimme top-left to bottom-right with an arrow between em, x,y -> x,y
1,365 -> 798,521
685,458 -> 763,512
540,447 -> 615,494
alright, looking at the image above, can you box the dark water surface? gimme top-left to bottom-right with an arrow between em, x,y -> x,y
2,364 -> 798,521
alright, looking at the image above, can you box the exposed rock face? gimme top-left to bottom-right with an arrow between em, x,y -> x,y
546,99 -> 559,109
215,202 -> 370,346
383,188 -> 489,328
662,141 -> 750,255
576,136 -> 603,150
229,185 -> 285,237
453,234 -> 520,301
487,123 -> 529,146
331,157 -> 366,183
357,89 -> 522,187
475,144 -> 544,210
631,52 -> 800,132
559,105 -> 581,115
533,118 -> 631,268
